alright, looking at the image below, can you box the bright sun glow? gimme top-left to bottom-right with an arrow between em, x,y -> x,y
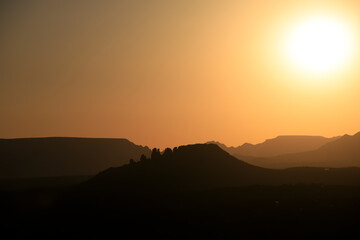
285,16 -> 353,76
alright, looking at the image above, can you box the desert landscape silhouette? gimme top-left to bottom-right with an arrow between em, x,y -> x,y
1,134 -> 360,238
1,0 -> 360,239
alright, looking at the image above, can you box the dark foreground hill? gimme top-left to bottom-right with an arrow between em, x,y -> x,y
0,137 -> 151,178
208,135 -> 338,159
2,144 -> 360,238
82,143 -> 360,192
250,132 -> 360,168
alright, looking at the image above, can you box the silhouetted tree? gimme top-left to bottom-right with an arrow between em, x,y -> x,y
173,147 -> 178,153
139,154 -> 147,162
151,148 -> 161,160
129,158 -> 135,165
163,148 -> 173,159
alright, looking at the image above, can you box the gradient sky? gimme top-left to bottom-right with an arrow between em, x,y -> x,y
1,0 -> 360,149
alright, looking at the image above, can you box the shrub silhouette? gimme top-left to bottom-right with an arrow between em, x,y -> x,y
163,148 -> 173,159
151,148 -> 161,160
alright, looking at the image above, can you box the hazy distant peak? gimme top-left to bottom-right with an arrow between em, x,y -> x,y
209,134 -> 339,158
317,132 -> 359,149
249,131 -> 360,169
349,131 -> 360,138
240,142 -> 254,147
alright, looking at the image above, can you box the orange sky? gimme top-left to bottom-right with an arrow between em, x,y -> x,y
1,0 -> 360,149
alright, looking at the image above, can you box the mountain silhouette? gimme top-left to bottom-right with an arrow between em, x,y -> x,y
208,135 -> 339,159
79,143 -> 360,194
3,143 -> 360,238
84,144 -> 267,192
248,132 -> 360,168
0,137 -> 151,178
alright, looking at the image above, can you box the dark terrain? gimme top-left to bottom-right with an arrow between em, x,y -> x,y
0,137 -> 151,178
1,143 -> 360,238
249,132 -> 360,168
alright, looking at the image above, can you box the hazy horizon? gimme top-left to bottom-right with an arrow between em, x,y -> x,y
1,0 -> 360,149
0,131 -> 352,150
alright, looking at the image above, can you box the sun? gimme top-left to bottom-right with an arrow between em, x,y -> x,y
285,16 -> 354,76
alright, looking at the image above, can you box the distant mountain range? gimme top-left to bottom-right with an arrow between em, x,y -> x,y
0,137 -> 151,178
83,144 -> 360,192
208,135 -> 339,158
249,132 -> 360,168
209,132 -> 360,168
1,132 -> 359,179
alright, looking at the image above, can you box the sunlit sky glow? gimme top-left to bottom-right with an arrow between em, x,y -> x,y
285,16 -> 354,76
1,0 -> 360,149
